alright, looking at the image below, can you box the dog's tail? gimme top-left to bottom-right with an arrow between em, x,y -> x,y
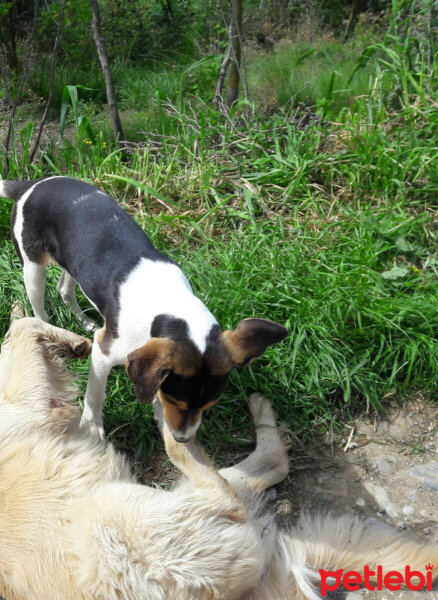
260,513 -> 438,600
0,180 -> 37,200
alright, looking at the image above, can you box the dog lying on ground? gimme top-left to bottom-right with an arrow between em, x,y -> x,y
0,310 -> 436,600
0,176 -> 288,442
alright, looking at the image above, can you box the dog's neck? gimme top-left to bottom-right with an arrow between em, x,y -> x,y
118,258 -> 218,353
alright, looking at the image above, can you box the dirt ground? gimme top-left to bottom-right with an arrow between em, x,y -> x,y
137,396 -> 438,599
274,396 -> 438,599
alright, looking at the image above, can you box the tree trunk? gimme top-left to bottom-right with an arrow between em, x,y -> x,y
89,0 -> 125,142
213,30 -> 231,113
345,0 -> 361,40
2,0 -> 39,175
226,0 -> 243,109
30,0 -> 66,162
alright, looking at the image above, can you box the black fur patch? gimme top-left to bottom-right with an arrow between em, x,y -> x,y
10,202 -> 23,264
4,180 -> 37,200
18,177 -> 175,336
152,314 -> 230,411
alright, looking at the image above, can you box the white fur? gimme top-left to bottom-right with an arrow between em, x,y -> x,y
115,258 -> 217,357
6,177 -> 218,439
22,261 -> 48,321
0,317 -> 436,600
81,259 -> 218,439
82,335 -> 113,439
57,270 -> 96,331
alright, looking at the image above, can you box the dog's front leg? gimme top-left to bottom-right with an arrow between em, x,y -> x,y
163,424 -> 246,522
80,336 -> 113,440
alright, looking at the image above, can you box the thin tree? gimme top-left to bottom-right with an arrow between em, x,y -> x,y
89,0 -> 124,142
226,0 -> 243,108
345,0 -> 368,40
213,29 -> 231,113
2,0 -> 39,175
29,0 -> 66,162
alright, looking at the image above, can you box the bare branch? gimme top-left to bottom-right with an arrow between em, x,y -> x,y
29,0 -> 66,163
213,31 -> 231,114
2,0 -> 39,175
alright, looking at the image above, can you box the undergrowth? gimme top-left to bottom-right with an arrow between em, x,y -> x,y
0,0 -> 437,457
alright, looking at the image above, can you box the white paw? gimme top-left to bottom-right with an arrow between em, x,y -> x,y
36,311 -> 49,323
82,318 -> 98,332
80,412 -> 105,441
248,393 -> 276,428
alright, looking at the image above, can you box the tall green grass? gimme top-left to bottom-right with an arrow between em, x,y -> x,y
247,32 -> 379,111
0,0 -> 437,455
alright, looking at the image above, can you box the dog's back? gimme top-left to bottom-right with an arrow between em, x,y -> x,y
7,177 -> 173,312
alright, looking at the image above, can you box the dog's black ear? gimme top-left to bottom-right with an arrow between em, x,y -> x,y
126,338 -> 174,404
222,318 -> 288,368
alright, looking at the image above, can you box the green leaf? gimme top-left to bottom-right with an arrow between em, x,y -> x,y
395,236 -> 413,252
381,266 -> 410,280
104,174 -> 180,209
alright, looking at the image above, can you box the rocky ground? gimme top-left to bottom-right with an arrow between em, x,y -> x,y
274,396 -> 438,599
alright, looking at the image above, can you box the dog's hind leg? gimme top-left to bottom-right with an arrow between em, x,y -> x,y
57,270 -> 97,332
23,261 -> 49,322
219,393 -> 289,495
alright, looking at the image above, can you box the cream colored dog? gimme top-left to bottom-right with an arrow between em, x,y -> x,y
0,311 -> 436,600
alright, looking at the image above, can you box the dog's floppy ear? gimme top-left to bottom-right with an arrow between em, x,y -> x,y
37,333 -> 92,360
222,318 -> 288,368
126,338 -> 175,404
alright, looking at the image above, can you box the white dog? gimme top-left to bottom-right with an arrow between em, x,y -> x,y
0,311 -> 436,600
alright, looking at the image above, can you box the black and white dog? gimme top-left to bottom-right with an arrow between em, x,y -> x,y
0,176 -> 288,442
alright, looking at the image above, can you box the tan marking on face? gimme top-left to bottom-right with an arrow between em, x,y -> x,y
160,393 -> 191,432
129,338 -> 201,378
200,398 -> 219,412
170,348 -> 200,377
208,355 -> 233,376
159,391 -> 218,434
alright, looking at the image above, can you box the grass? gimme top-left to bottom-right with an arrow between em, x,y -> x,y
246,30 -> 380,111
0,1 -> 437,458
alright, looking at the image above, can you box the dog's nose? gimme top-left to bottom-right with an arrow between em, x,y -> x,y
172,433 -> 190,444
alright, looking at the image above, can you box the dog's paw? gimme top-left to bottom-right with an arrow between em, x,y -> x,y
82,317 -> 98,333
36,311 -> 50,323
248,393 -> 276,428
71,338 -> 92,360
80,412 -> 105,441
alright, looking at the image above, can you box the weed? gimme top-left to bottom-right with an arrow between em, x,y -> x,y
0,1 -> 437,455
